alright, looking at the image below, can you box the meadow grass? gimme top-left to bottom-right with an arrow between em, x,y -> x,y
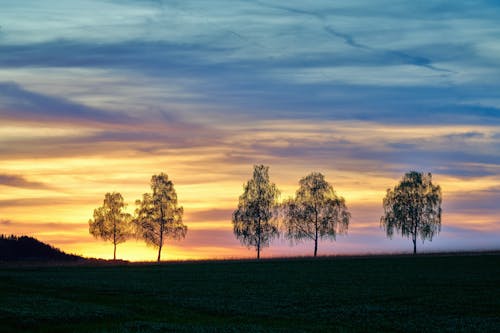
0,253 -> 499,332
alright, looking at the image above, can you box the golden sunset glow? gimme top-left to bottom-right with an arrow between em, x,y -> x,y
1,118 -> 499,260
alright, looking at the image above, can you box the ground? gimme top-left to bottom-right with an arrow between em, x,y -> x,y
0,253 -> 499,332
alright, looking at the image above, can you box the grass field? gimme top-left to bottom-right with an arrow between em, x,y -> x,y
0,253 -> 499,332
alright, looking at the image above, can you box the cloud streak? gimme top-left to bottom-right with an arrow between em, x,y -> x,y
0,82 -> 134,126
0,174 -> 53,190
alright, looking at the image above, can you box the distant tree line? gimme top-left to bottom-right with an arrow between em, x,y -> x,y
0,235 -> 82,261
88,167 -> 442,261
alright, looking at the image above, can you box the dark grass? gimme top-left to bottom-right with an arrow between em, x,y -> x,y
0,253 -> 499,332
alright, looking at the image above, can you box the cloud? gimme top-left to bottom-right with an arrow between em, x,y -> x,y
213,120 -> 500,179
323,26 -> 370,50
0,197 -> 94,208
444,187 -> 500,213
0,219 -> 13,225
0,82 -> 134,126
256,2 -> 454,73
0,1 -> 498,127
0,82 -> 223,158
0,174 -> 53,190
182,229 -> 241,248
442,225 -> 497,235
0,120 -> 222,160
0,39 -> 230,73
185,209 -> 234,222
0,81 -> 216,131
0,220 -> 88,233
444,132 -> 485,140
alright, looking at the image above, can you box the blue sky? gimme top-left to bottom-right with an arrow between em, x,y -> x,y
2,0 -> 500,123
0,0 -> 499,259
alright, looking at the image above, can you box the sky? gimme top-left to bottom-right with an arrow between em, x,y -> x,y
0,0 -> 499,260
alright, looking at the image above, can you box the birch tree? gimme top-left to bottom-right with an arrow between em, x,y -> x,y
89,192 -> 131,260
232,165 -> 280,259
134,173 -> 187,262
283,172 -> 350,257
381,171 -> 442,254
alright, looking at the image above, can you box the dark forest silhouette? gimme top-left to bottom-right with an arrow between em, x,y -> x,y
0,235 -> 82,261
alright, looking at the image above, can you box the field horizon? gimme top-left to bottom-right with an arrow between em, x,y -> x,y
2,234 -> 500,266
1,251 -> 498,332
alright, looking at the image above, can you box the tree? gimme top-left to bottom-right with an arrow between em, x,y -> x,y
283,172 -> 350,257
381,171 -> 442,255
134,173 -> 187,262
232,165 -> 280,259
89,192 -> 132,260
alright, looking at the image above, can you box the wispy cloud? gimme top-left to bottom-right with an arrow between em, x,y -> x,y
0,220 -> 88,239
0,219 -> 13,225
0,82 -> 134,126
0,174 -> 53,190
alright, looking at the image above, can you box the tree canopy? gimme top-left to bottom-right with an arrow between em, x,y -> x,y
232,165 -> 280,259
381,171 -> 442,254
134,173 -> 187,262
88,192 -> 131,260
283,172 -> 350,257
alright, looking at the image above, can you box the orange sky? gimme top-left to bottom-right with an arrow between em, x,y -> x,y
1,120 -> 499,261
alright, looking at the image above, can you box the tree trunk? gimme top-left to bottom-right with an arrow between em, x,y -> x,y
157,244 -> 162,262
413,218 -> 418,255
257,232 -> 261,260
314,204 -> 318,257
314,224 -> 318,257
158,208 -> 165,262
113,221 -> 117,260
257,217 -> 261,260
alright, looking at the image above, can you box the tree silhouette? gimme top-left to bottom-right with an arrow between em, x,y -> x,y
233,165 -> 280,259
89,192 -> 132,260
0,235 -> 82,261
134,173 -> 187,262
283,172 -> 350,257
381,171 -> 442,255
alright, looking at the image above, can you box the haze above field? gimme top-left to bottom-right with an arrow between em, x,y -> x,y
0,1 -> 499,260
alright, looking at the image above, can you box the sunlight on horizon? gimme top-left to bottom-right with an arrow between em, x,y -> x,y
1,127 -> 499,260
